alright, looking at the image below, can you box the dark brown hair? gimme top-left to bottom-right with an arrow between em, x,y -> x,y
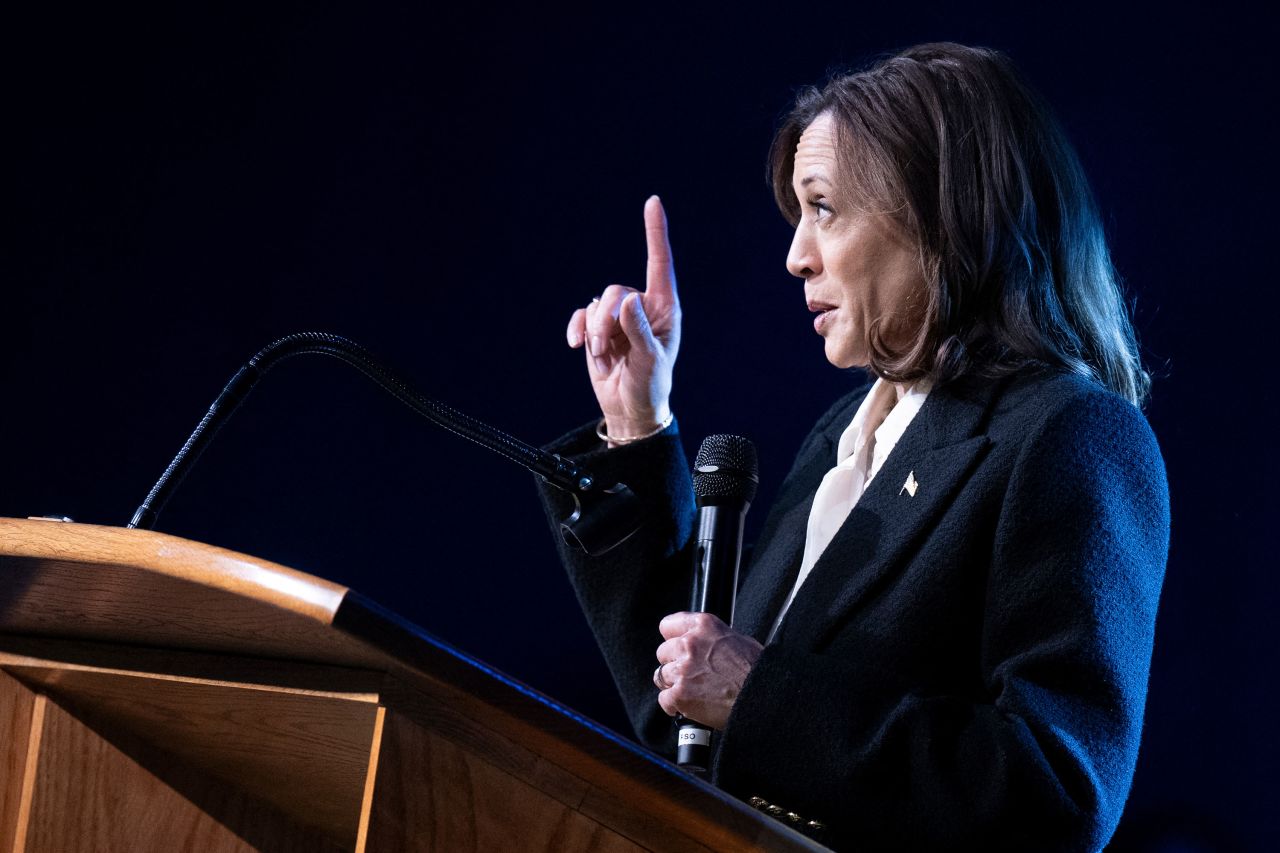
770,43 -> 1150,406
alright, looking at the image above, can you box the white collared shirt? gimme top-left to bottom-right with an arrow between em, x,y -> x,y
767,377 -> 932,640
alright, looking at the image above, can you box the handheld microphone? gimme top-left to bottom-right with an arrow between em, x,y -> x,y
676,434 -> 758,773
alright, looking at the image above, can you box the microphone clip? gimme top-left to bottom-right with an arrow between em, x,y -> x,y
553,467 -> 643,557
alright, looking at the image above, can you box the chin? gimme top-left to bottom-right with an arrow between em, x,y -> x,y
823,341 -> 869,371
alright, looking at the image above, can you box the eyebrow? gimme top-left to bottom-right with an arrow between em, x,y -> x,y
799,174 -> 830,187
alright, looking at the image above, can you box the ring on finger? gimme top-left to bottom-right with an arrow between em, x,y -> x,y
653,663 -> 670,691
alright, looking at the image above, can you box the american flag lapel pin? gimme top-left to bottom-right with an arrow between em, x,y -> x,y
900,470 -> 919,497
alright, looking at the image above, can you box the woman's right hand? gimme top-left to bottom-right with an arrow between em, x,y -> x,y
566,196 -> 682,443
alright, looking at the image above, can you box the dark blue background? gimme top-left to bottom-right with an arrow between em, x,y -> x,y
3,4 -> 1274,850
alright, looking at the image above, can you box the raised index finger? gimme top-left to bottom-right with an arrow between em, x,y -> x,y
644,195 -> 678,306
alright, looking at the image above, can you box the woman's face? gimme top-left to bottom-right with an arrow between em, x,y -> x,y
787,112 -> 927,370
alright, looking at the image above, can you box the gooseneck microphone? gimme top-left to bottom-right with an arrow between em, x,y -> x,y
676,434 -> 758,774
126,332 -> 641,554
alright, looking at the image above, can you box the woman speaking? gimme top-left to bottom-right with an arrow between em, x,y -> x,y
537,42 -> 1169,852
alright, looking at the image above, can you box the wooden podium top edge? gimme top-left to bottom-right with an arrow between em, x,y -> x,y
0,517 -> 349,625
0,520 -> 829,850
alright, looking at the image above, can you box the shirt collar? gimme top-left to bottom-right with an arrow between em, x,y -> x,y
835,376 -> 933,466
872,377 -> 932,467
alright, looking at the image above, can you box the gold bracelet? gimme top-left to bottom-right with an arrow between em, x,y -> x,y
596,411 -> 674,445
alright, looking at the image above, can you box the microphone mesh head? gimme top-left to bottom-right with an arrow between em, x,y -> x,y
693,435 -> 758,502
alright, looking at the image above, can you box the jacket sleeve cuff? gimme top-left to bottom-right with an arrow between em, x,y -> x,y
539,416 -> 690,560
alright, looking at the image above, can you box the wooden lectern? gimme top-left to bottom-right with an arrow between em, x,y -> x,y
0,518 -> 826,852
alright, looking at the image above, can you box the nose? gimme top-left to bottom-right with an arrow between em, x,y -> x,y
786,223 -> 819,279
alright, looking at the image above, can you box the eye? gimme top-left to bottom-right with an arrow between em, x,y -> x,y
807,198 -> 833,221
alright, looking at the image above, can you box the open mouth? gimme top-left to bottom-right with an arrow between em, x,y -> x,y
808,301 -> 836,333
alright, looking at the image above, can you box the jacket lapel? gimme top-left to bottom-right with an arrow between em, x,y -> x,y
732,397 -> 857,642
732,484 -> 818,641
772,379 -> 1002,649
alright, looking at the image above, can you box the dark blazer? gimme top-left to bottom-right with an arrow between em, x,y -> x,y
537,368 -> 1170,852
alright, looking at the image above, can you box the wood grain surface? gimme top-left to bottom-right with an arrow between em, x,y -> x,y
377,677 -> 724,853
0,670 -> 38,853
365,708 -> 646,853
370,654 -> 824,852
0,518 -> 379,668
354,706 -> 386,853
21,690 -> 343,853
334,597 -> 828,852
1,646 -> 382,848
0,519 -> 828,852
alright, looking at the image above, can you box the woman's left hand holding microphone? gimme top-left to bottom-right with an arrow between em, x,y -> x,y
654,612 -> 763,730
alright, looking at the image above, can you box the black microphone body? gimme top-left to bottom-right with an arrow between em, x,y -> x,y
676,435 -> 758,774
688,505 -> 747,629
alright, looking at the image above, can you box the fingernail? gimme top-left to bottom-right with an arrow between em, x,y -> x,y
568,329 -> 581,347
589,335 -> 603,357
